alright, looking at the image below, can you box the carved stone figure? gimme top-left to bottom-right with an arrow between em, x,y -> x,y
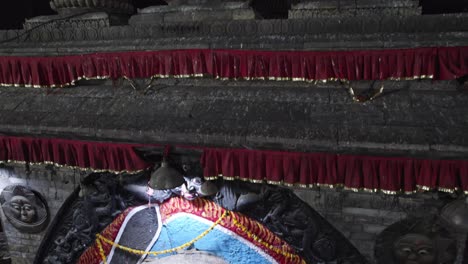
41,173 -> 139,264
0,185 -> 49,233
375,217 -> 457,264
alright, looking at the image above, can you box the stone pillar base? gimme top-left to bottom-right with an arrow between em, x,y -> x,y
129,2 -> 255,25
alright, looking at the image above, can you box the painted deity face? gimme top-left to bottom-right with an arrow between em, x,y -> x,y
8,195 -> 37,223
179,177 -> 204,200
393,233 -> 436,264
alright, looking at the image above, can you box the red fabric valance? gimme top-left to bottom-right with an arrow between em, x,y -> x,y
201,148 -> 468,194
0,136 -> 153,173
0,135 -> 467,194
0,47 -> 466,88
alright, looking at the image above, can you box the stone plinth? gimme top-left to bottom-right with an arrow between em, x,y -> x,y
129,1 -> 255,25
290,0 -> 421,18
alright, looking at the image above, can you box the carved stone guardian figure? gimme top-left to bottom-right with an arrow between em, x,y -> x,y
0,185 -> 49,233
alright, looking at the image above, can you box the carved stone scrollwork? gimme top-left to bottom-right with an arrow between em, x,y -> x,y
50,0 -> 134,14
0,185 -> 49,233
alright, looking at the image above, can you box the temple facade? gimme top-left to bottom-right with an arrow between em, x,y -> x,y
0,1 -> 467,263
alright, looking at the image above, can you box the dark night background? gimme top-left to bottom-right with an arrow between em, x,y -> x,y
0,0 -> 467,29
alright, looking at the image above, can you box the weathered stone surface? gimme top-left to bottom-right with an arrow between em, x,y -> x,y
0,80 -> 466,158
130,1 -> 254,24
50,0 -> 134,15
290,0 -> 421,18
0,232 -> 10,264
1,14 -> 468,54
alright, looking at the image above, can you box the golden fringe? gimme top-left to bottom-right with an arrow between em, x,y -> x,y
0,74 -> 434,89
0,159 -> 148,175
0,76 -> 109,88
205,175 -> 461,195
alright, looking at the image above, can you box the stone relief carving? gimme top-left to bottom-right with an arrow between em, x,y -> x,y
375,216 -> 458,264
129,155 -> 367,263
40,173 -> 139,264
36,153 -> 367,264
0,185 -> 49,234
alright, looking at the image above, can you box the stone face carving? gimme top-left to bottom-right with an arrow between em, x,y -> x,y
375,217 -> 457,264
0,185 -> 49,233
50,0 -> 134,14
393,234 -> 436,264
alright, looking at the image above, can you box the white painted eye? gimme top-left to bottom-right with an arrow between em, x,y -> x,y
418,249 -> 430,256
401,247 -> 412,254
192,177 -> 202,185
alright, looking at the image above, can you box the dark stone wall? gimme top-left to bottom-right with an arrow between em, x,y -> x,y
0,165 -> 79,264
295,188 -> 465,263
0,164 -> 464,263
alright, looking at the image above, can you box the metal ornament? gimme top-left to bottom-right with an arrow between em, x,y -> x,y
441,198 -> 468,232
200,180 -> 219,196
148,160 -> 185,190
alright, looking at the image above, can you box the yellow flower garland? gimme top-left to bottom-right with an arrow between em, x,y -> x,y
95,209 -> 305,264
96,210 -> 229,264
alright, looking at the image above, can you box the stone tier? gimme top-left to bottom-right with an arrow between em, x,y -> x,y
290,0 -> 421,18
130,1 -> 255,25
50,0 -> 134,15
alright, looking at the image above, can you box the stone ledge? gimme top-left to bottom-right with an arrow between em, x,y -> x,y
0,14 -> 467,50
0,80 -> 467,158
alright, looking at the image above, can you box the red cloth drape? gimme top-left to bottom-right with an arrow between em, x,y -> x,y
0,47 -> 466,87
201,148 -> 468,194
1,135 -> 467,194
0,136 -> 153,173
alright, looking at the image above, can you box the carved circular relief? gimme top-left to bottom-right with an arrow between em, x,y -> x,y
0,185 -> 49,233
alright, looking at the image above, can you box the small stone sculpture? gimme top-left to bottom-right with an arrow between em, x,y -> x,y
0,185 -> 49,233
